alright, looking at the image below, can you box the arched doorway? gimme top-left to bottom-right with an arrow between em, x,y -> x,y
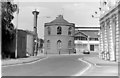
57,40 -> 62,54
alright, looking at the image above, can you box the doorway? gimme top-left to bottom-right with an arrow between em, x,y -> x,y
90,45 -> 94,51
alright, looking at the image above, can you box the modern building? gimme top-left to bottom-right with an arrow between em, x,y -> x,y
99,1 -> 120,62
74,27 -> 100,54
44,15 -> 75,54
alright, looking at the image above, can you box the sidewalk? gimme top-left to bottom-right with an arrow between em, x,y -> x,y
82,56 -> 118,76
2,55 -> 46,67
83,56 -> 118,65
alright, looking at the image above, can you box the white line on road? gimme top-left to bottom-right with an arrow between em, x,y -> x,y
2,57 -> 48,67
72,58 -> 92,76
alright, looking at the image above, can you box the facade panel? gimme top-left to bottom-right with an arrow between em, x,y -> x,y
99,2 -> 120,62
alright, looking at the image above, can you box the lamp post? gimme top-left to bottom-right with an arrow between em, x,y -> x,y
32,9 -> 39,56
15,2 -> 19,59
87,36 -> 90,51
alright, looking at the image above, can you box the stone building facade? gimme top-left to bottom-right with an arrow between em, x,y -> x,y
99,1 -> 120,62
44,15 -> 75,54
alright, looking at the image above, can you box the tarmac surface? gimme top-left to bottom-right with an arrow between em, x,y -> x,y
2,53 -> 118,76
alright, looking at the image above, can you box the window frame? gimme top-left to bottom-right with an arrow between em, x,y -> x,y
47,40 -> 50,49
57,26 -> 62,35
47,27 -> 51,35
68,27 -> 72,35
57,40 -> 62,49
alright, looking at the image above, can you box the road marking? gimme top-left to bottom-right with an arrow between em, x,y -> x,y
2,57 -> 48,67
73,58 -> 92,76
94,64 -> 102,67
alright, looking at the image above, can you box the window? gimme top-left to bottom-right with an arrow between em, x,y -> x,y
47,40 -> 50,49
68,40 -> 72,48
89,38 -> 98,41
90,45 -> 94,51
57,40 -> 62,49
57,26 -> 62,35
74,37 -> 78,40
95,38 -> 98,41
74,36 -> 87,40
68,27 -> 72,35
47,27 -> 51,35
81,36 -> 87,40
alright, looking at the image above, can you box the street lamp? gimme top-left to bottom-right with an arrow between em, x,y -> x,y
87,36 -> 90,51
15,2 -> 19,59
32,9 -> 39,56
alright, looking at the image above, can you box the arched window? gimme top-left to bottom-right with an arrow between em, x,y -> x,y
47,40 -> 50,49
68,27 -> 72,35
47,27 -> 51,35
57,40 -> 62,49
57,26 -> 62,35
68,40 -> 72,48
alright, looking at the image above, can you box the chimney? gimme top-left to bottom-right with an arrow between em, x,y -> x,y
32,9 -> 39,35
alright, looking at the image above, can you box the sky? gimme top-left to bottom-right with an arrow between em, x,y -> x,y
13,0 -> 101,38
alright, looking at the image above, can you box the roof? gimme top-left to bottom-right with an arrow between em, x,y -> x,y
50,15 -> 69,24
81,30 -> 99,38
75,30 -> 88,37
75,30 -> 99,38
45,15 -> 75,26
17,29 -> 35,36
75,27 -> 100,29
25,30 -> 35,35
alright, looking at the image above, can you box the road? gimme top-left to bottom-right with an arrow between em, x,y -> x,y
2,54 -> 94,76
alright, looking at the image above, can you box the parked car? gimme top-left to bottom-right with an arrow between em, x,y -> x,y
83,50 -> 90,54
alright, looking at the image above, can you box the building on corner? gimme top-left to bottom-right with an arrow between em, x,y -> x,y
44,15 -> 75,54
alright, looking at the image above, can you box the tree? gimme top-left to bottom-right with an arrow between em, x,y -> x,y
1,0 -> 18,58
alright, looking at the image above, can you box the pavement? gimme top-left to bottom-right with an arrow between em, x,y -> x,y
81,56 -> 118,76
2,54 -> 46,67
83,56 -> 118,65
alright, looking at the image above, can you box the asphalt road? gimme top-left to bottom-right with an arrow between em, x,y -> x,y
2,54 -> 92,76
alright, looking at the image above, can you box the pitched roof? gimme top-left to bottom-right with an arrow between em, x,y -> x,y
45,15 -> 75,26
50,15 -> 69,24
75,30 -> 99,38
80,30 -> 99,38
75,30 -> 88,37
